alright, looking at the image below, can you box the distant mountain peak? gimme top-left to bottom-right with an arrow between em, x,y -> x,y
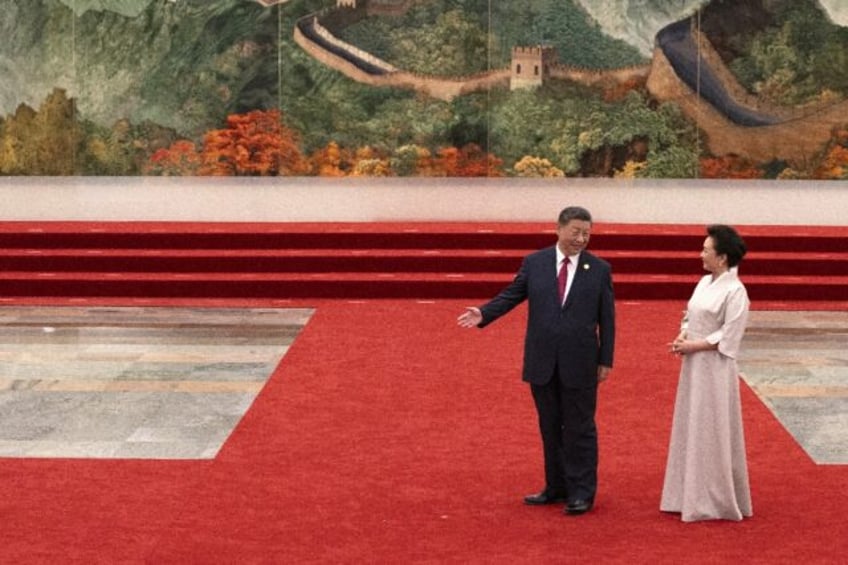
820,0 -> 848,25
573,0 -> 707,55
574,0 -> 845,55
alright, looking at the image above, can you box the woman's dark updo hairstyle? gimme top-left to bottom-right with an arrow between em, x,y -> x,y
706,224 -> 747,267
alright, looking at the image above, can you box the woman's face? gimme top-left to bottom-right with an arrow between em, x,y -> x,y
700,236 -> 726,274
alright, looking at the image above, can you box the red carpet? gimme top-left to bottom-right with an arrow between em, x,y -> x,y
1,299 -> 845,563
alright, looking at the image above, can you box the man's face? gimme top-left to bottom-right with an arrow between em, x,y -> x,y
556,219 -> 592,256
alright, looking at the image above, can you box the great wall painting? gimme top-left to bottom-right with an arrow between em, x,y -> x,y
1,0 -> 847,180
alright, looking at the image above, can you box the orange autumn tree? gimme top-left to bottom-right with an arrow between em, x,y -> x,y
437,143 -> 504,177
309,141 -> 354,177
199,109 -> 307,176
144,140 -> 203,176
816,145 -> 848,179
815,126 -> 848,180
699,154 -> 764,179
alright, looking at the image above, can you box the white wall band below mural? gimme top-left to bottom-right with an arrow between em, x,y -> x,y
0,177 -> 845,226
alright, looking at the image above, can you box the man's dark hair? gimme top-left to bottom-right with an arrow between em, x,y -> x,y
707,224 -> 747,267
558,206 -> 592,225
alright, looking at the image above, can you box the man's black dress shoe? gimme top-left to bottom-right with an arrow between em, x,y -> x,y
564,498 -> 594,515
524,489 -> 568,505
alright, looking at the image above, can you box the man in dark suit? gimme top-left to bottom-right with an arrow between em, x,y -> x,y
457,206 -> 615,515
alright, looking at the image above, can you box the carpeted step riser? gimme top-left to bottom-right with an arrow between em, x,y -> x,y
0,279 -> 842,301
0,255 -> 844,276
0,232 -> 844,252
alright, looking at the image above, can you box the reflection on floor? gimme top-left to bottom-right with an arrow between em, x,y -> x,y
0,306 -> 313,459
739,310 -> 848,464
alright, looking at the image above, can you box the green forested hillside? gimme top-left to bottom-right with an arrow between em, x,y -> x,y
339,0 -> 646,73
703,0 -> 848,105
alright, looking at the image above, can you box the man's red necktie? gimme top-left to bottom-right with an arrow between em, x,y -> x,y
558,259 -> 570,303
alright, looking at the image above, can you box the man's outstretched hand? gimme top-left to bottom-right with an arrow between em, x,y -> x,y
457,307 -> 482,328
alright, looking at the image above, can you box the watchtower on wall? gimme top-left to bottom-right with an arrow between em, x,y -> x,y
510,46 -> 557,90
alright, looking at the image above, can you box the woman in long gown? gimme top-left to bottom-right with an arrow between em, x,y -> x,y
660,224 -> 752,522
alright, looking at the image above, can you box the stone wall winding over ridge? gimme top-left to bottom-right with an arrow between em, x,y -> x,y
647,19 -> 848,164
295,1 -> 847,164
294,2 -> 647,101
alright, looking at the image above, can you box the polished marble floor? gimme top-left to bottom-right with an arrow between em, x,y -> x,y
0,306 -> 313,459
0,306 -> 844,464
738,310 -> 848,464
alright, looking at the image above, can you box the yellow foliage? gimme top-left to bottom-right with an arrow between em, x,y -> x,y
513,155 -> 565,178
614,160 -> 646,179
352,158 -> 391,177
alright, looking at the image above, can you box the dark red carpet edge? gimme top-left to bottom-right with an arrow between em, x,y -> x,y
1,220 -> 846,235
2,299 -> 845,563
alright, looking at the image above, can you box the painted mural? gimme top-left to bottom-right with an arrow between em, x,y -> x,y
1,0 -> 847,179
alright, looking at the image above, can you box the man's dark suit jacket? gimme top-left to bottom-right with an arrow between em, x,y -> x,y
478,246 -> 615,388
